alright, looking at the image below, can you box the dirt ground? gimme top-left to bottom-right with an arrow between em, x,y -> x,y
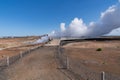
63,40 -> 120,76
0,46 -> 70,80
45,39 -> 60,46
0,37 -> 120,79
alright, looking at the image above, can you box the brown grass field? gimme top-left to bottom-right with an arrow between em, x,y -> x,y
0,37 -> 120,80
0,36 -> 40,59
63,40 -> 120,76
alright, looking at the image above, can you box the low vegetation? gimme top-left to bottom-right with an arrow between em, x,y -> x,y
96,48 -> 102,51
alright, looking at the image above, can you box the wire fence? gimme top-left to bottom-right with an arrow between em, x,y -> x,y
0,46 -> 42,70
57,42 -> 120,80
0,58 -> 6,67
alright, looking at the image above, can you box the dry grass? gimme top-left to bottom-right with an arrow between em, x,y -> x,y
0,36 -> 40,59
63,40 -> 120,75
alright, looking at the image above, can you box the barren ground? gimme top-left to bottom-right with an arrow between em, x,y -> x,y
0,46 -> 70,80
0,37 -> 120,80
0,36 -> 40,59
63,40 -> 120,76
45,39 -> 60,46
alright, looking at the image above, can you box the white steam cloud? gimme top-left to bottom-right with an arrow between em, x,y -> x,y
50,2 -> 120,38
60,23 -> 66,32
33,36 -> 49,44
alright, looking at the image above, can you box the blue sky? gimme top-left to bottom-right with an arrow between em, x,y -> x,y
0,0 -> 119,36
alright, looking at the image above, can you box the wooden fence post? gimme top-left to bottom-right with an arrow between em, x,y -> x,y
28,49 -> 30,53
20,52 -> 23,58
66,56 -> 69,69
101,71 -> 105,80
7,56 -> 9,66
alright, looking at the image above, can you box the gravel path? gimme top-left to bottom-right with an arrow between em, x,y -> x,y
0,46 -> 70,80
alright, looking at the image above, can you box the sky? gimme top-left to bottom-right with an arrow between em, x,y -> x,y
0,0 -> 119,37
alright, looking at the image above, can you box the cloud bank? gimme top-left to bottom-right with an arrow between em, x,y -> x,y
49,2 -> 120,38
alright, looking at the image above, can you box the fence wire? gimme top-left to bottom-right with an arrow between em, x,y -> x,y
0,46 -> 41,70
57,45 -> 120,80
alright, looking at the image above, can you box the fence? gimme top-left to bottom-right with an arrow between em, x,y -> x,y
0,45 -> 42,70
57,44 -> 120,80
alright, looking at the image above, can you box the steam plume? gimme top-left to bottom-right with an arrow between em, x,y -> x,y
33,36 -> 49,44
50,2 -> 120,38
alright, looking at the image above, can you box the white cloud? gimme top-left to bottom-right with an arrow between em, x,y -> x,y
50,3 -> 120,38
68,18 -> 87,37
60,23 -> 66,32
108,28 -> 120,35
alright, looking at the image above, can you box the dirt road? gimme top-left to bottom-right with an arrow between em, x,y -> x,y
0,46 -> 70,80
